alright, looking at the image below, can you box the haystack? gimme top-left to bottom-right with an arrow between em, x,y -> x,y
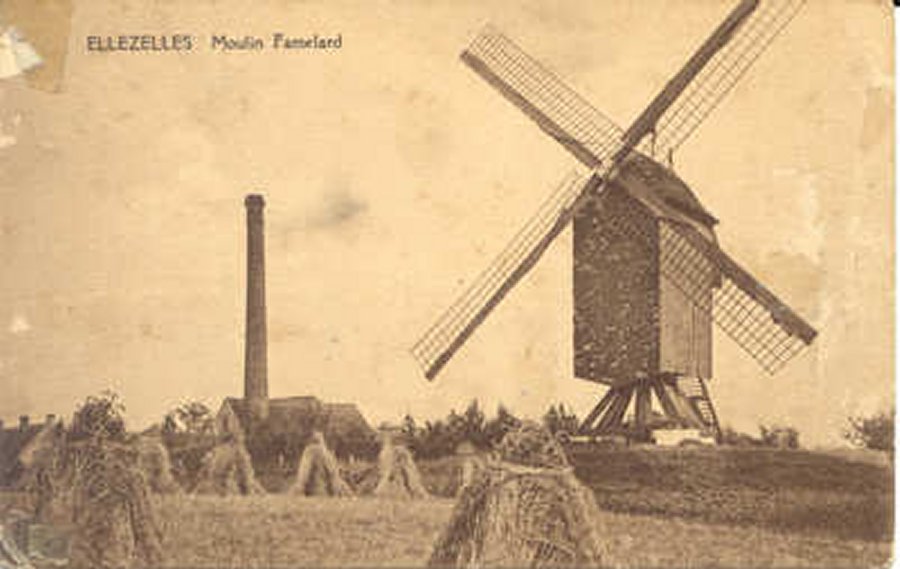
290,431 -> 353,497
16,422 -> 74,524
193,439 -> 265,496
0,522 -> 33,569
136,436 -> 181,494
428,422 -> 607,567
455,440 -> 484,496
372,434 -> 428,499
68,440 -> 163,569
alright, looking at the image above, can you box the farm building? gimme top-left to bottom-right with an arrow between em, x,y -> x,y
216,396 -> 376,462
0,415 -> 57,488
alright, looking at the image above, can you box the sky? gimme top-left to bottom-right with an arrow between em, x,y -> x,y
0,0 -> 893,447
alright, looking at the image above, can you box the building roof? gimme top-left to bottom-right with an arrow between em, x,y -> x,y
219,396 -> 375,452
617,152 -> 718,241
0,421 -> 45,487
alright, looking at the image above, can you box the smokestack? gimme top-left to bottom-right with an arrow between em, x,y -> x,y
19,415 -> 29,431
244,194 -> 268,420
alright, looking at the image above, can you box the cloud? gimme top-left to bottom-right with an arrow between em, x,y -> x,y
307,187 -> 367,229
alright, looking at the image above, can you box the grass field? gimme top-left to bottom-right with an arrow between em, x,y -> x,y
155,494 -> 891,568
157,495 -> 448,567
569,446 -> 894,542
3,446 -> 893,567
151,447 -> 892,568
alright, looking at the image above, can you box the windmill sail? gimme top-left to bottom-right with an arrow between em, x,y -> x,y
600,192 -> 816,373
460,26 -> 623,169
666,222 -> 816,372
411,171 -> 604,380
640,0 -> 806,160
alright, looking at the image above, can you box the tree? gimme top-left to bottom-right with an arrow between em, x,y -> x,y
403,401 -> 523,459
70,390 -> 126,442
484,404 -> 521,447
542,403 -> 580,436
162,401 -> 215,436
419,419 -> 454,459
719,425 -> 761,447
845,409 -> 894,451
758,424 -> 800,449
457,400 -> 486,447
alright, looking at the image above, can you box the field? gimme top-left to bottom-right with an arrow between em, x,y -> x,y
156,494 -> 891,568
570,446 -> 894,542
3,446 -> 893,567
152,446 -> 892,568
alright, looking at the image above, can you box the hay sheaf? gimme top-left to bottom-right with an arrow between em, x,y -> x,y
373,441 -> 429,499
429,422 -> 607,567
291,432 -> 353,497
193,441 -> 265,496
16,423 -> 72,524
428,464 -> 607,567
136,436 -> 181,494
68,440 -> 164,569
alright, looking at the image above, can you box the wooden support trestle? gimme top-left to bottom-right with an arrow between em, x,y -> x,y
577,375 -> 722,441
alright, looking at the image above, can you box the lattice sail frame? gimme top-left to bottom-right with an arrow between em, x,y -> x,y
460,25 -> 624,169
411,171 -> 603,378
640,0 -> 807,160
601,192 -> 816,374
414,28 -> 631,378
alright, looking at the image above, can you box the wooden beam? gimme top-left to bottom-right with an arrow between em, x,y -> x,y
651,376 -> 679,421
578,388 -> 618,434
621,0 -> 759,148
594,389 -> 624,434
608,385 -> 635,432
634,381 -> 652,431
597,386 -> 633,434
461,51 -> 603,169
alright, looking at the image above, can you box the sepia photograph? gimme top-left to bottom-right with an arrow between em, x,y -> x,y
0,0 -> 893,567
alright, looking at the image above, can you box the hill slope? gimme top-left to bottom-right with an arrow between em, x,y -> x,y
569,446 -> 893,542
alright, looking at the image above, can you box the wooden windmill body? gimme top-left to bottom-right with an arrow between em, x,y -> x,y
412,0 -> 818,442
573,155 -> 720,438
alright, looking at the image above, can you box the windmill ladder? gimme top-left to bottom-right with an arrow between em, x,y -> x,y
679,377 -> 722,442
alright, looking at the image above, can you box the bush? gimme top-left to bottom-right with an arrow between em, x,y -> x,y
844,409 -> 894,451
542,403 -> 580,436
719,426 -> 762,447
403,401 -> 522,459
759,424 -> 800,449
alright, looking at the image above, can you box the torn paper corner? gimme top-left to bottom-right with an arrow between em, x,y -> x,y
0,26 -> 42,79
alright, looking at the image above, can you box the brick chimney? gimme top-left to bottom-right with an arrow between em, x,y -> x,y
244,194 -> 269,420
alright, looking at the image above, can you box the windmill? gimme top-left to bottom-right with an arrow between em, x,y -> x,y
411,0 -> 817,442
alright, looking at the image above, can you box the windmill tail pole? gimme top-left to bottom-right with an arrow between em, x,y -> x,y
622,0 -> 759,148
